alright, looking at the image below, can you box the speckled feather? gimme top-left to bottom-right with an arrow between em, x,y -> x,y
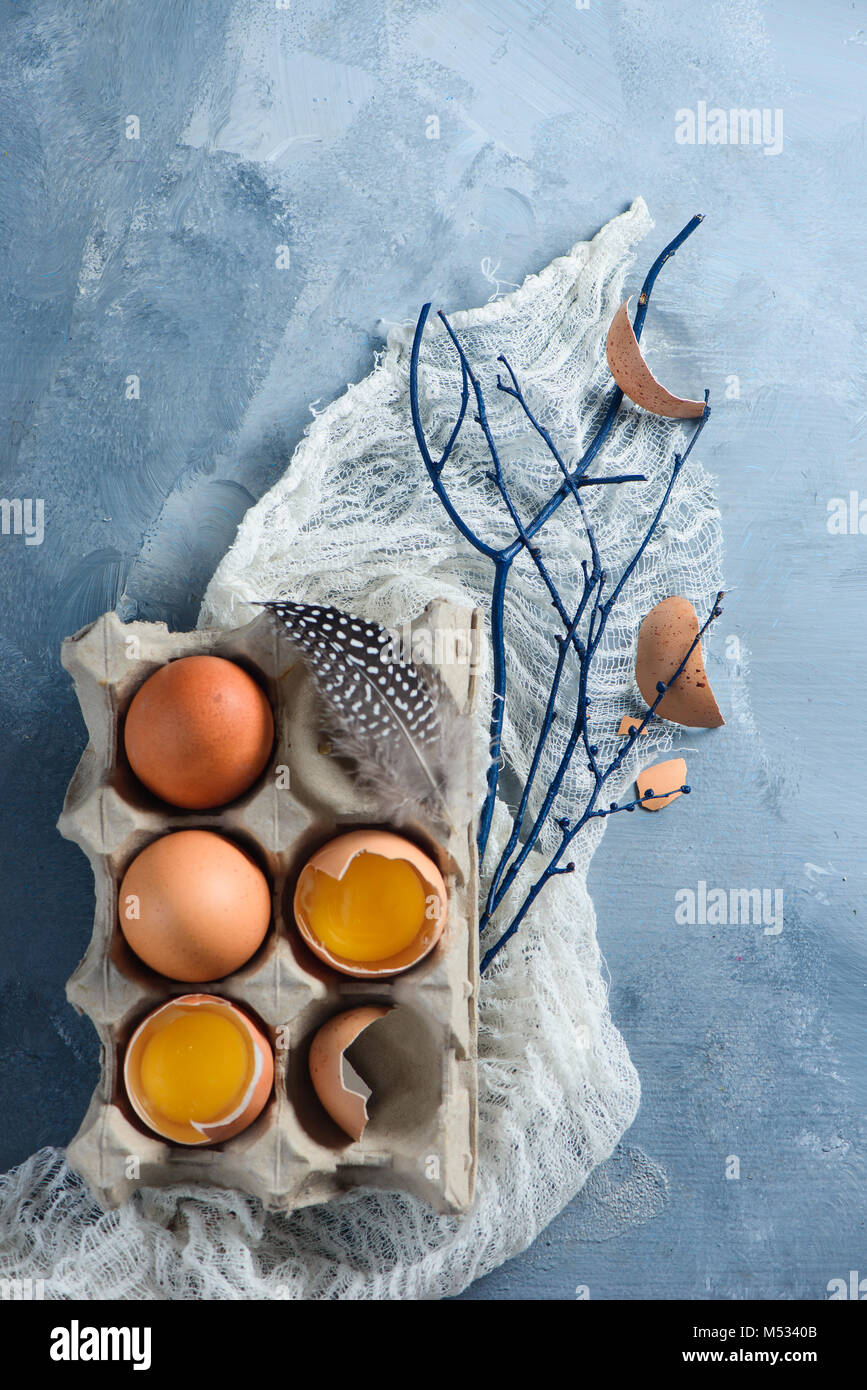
264,600 -> 466,829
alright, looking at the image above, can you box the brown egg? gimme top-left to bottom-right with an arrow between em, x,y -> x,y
309,1006 -> 391,1142
635,597 -> 724,728
124,654 -> 274,809
606,298 -> 705,418
119,830 -> 271,981
294,829 -> 447,979
636,757 -> 688,811
124,995 -> 273,1145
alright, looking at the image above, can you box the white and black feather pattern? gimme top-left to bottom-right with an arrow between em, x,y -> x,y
264,600 -> 469,829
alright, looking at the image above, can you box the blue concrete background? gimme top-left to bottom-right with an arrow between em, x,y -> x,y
0,0 -> 864,1299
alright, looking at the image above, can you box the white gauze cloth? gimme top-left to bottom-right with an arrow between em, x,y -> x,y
0,198 -> 722,1299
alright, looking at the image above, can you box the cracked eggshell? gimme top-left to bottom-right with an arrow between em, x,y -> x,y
309,1006 -> 391,1142
123,994 -> 274,1146
606,298 -> 705,418
636,597 -> 724,728
293,829 -> 448,979
636,757 -> 687,811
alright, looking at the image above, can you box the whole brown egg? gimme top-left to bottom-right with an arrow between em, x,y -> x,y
124,654 -> 274,809
119,829 -> 271,982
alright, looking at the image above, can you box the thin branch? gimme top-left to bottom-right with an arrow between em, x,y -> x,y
476,560 -> 510,864
481,592 -> 724,969
480,567 -> 607,927
407,214 -> 717,972
409,304 -> 499,560
513,213 -> 705,547
588,785 -> 691,818
484,426 -> 712,925
484,593 -> 586,916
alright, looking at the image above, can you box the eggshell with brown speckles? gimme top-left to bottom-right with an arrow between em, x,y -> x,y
636,597 -> 724,728
606,299 -> 705,418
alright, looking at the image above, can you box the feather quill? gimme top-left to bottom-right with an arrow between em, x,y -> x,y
263,600 -> 474,832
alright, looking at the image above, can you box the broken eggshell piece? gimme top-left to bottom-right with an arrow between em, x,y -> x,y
636,597 -> 724,728
293,829 -> 448,979
617,715 -> 648,737
309,1005 -> 391,1142
636,757 -> 688,811
123,994 -> 274,1146
606,298 -> 705,418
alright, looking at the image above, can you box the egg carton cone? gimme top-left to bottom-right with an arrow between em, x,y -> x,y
58,600 -> 480,1214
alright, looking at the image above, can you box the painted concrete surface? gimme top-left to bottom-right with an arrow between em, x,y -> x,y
0,0 -> 864,1299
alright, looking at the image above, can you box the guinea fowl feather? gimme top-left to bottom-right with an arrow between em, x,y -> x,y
263,600 -> 473,831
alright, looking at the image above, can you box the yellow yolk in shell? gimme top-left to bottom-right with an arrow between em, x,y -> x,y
139,1011 -> 250,1124
300,852 -> 429,963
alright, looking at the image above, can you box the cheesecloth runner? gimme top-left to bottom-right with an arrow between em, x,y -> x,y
0,198 -> 723,1299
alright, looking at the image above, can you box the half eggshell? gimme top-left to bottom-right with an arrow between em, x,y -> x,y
636,596 -> 724,728
606,298 -> 705,418
293,829 -> 448,979
309,1006 -> 391,1142
636,757 -> 688,811
123,994 -> 274,1146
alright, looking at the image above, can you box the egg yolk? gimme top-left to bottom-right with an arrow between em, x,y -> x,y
300,852 -> 429,963
139,1011 -> 250,1124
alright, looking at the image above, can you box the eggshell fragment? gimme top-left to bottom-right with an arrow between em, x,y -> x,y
606,298 -> 705,418
123,995 -> 274,1146
636,757 -> 688,811
294,829 -> 448,979
309,1006 -> 391,1142
636,597 -> 724,728
617,715 -> 648,736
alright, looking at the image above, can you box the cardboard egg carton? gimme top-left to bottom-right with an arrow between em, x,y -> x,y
58,600 -> 480,1214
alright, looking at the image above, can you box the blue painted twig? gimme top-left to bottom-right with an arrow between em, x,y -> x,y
408,215 -> 716,969
480,591 -> 724,971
